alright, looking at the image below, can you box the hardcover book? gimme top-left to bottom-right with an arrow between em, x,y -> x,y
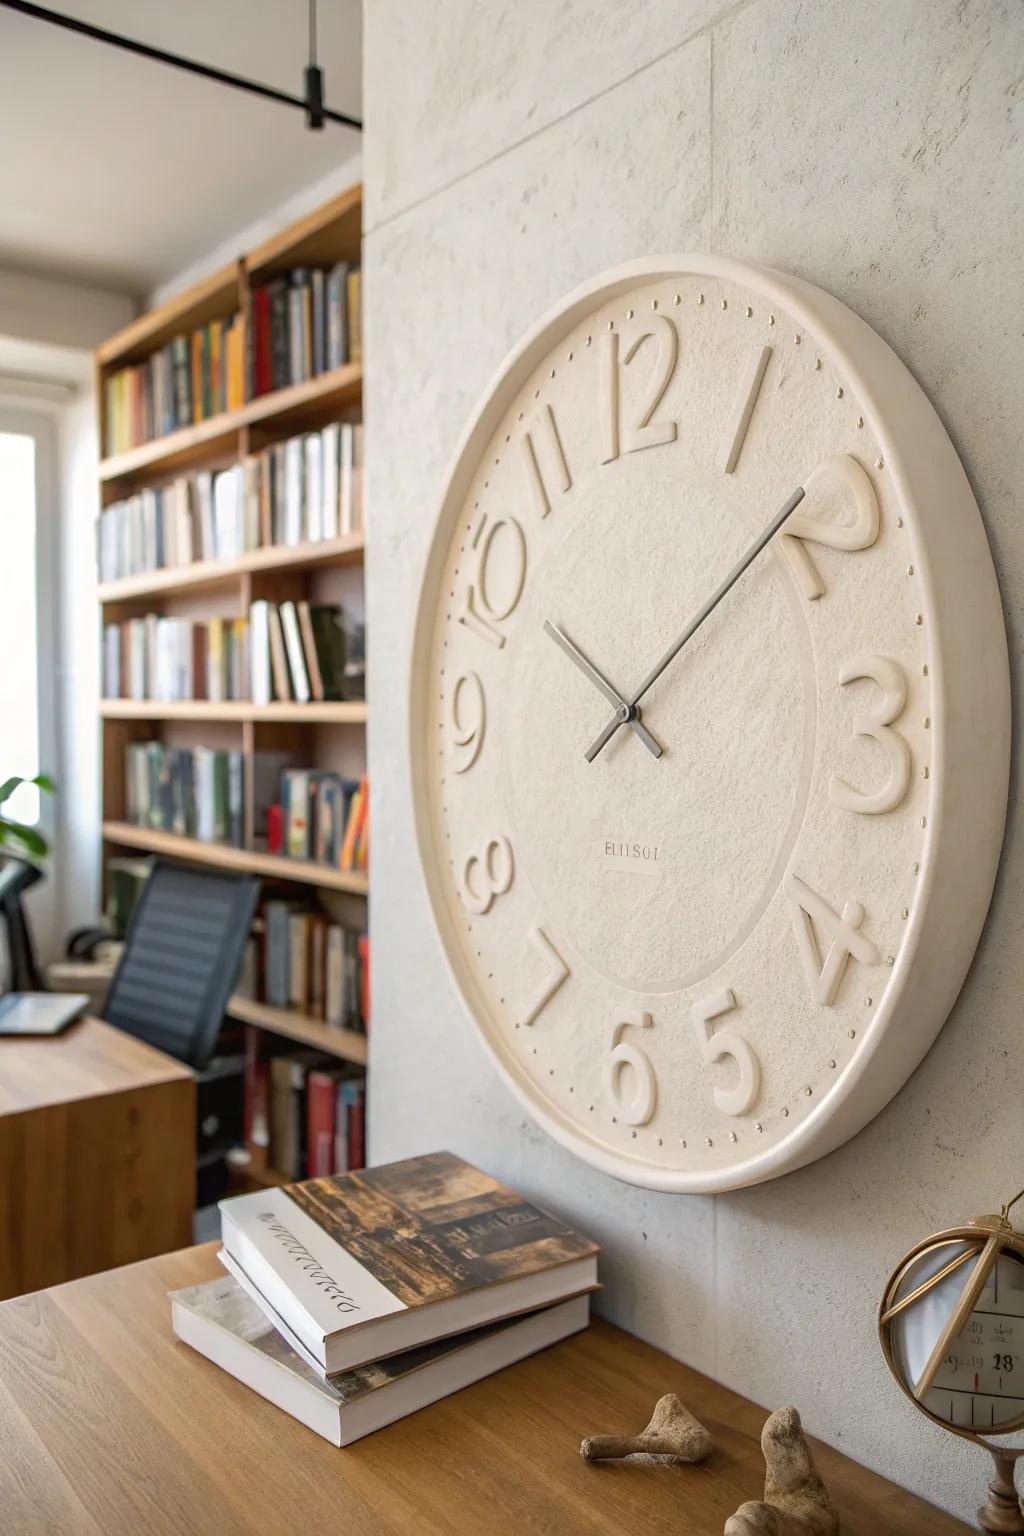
218,1150 -> 599,1374
171,1273 -> 590,1446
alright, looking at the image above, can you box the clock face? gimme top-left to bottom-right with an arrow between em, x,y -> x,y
886,1238 -> 1024,1434
411,256 -> 1009,1192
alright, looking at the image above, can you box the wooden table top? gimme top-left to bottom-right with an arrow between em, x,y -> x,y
0,1015 -> 192,1115
0,1242 -> 971,1535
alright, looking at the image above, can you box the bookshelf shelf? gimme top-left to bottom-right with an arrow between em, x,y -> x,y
99,362 -> 362,486
100,699 -> 367,725
98,532 -> 364,604
226,995 -> 368,1064
102,821 -> 369,895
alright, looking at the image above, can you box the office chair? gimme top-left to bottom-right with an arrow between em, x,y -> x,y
0,855 -> 44,991
102,859 -> 259,1071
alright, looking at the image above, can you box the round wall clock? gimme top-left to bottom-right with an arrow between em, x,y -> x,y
410,255 -> 1010,1193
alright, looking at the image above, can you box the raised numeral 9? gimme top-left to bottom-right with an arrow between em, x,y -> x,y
459,835 -> 514,915
449,672 -> 486,774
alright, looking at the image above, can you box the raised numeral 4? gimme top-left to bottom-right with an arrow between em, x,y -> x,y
785,872 -> 879,1006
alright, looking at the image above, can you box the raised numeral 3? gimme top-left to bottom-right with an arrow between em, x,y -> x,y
460,835 -> 514,915
600,315 -> 678,462
785,872 -> 879,1006
603,1011 -> 656,1126
782,454 -> 879,600
690,989 -> 761,1116
519,928 -> 570,1025
830,655 -> 911,814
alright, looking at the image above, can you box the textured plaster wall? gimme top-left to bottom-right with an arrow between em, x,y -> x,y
364,2 -> 1024,1520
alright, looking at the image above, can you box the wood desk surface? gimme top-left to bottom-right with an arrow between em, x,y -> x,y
0,1243 -> 971,1535
0,1015 -> 192,1115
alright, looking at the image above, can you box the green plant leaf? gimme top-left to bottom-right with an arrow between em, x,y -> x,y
32,774 -> 56,794
0,817 -> 48,858
0,777 -> 23,805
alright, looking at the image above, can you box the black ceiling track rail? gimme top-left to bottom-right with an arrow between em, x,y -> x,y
0,0 -> 362,131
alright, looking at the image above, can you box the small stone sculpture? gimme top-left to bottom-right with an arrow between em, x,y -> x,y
580,1393 -> 714,1465
724,1407 -> 838,1536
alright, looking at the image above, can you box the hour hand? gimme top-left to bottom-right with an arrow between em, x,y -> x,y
543,622 -> 663,759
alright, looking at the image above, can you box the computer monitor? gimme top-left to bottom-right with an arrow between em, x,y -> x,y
0,855 -> 43,992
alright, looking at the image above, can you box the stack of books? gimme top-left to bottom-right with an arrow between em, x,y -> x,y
249,265 -> 361,396
238,901 -> 369,1027
171,1152 -> 599,1446
104,312 -> 245,454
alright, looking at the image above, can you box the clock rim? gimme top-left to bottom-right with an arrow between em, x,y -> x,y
409,252 -> 1011,1194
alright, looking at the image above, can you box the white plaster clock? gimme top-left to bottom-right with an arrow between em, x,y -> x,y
410,255 -> 1010,1193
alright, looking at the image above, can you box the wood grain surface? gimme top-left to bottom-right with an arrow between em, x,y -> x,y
0,1242 -> 972,1535
0,1019 -> 194,1299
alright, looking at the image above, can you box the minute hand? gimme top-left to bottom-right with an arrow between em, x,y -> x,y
585,486 -> 806,763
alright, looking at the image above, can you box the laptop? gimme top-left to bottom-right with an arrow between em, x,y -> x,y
0,992 -> 89,1036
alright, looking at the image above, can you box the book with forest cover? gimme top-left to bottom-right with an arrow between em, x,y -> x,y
218,1150 -> 599,1375
170,1272 -> 590,1446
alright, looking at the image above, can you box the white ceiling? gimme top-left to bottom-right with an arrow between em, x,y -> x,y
0,0 -> 362,297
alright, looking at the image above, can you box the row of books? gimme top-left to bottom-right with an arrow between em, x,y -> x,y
123,745 -> 369,873
171,1153 -> 598,1446
104,313 -> 245,455
237,904 -> 369,1030
250,265 -> 361,398
96,422 -> 365,584
271,772 -> 368,874
101,601 -> 364,705
126,744 -> 245,846
245,1037 -> 366,1182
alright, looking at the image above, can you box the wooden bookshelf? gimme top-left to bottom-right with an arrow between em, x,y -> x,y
226,995 -> 368,1065
102,822 -> 368,894
95,185 -> 369,1189
100,700 -> 367,724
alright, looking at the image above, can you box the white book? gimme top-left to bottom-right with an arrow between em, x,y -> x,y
325,924 -> 344,1027
284,438 -> 303,546
218,1151 -> 600,1375
321,424 -> 340,540
304,434 -> 323,543
278,600 -> 311,704
171,1271 -> 589,1448
339,425 -> 356,536
195,473 -> 215,561
249,600 -> 271,707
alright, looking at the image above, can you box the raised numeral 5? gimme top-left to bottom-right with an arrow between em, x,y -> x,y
458,512 -> 527,649
785,872 -> 879,1006
600,315 -> 678,462
603,1010 -> 656,1126
782,454 -> 879,600
830,655 -> 911,815
449,672 -> 486,774
690,989 -> 761,1117
460,835 -> 514,915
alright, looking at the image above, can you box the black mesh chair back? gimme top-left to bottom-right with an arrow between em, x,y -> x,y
102,860 -> 259,1069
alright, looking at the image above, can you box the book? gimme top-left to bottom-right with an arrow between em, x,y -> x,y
170,1273 -> 589,1446
218,1150 -> 600,1375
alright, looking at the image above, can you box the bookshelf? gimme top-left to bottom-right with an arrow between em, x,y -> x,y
95,185 -> 368,1188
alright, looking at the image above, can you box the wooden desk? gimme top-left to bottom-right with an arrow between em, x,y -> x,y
0,1016 -> 194,1300
0,1243 -> 971,1535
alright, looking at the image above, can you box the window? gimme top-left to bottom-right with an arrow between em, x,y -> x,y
0,429 -> 41,824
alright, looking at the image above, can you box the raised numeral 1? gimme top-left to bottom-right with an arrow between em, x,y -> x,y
603,1010 -> 656,1126
690,989 -> 761,1116
785,872 -> 879,1005
519,928 -> 570,1025
521,405 -> 571,518
719,345 -> 772,473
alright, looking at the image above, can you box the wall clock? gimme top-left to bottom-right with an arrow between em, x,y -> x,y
410,255 -> 1010,1193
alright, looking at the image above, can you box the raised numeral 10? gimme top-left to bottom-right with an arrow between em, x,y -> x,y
458,511 -> 528,649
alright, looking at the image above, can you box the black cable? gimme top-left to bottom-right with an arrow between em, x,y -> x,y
0,0 -> 362,131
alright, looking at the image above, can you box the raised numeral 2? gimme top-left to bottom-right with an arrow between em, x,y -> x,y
782,454 -> 879,600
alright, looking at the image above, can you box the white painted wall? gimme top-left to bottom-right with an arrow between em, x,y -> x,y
364,1 -> 1024,1521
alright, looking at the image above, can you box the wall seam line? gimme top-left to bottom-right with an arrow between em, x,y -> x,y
364,0 -> 758,242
